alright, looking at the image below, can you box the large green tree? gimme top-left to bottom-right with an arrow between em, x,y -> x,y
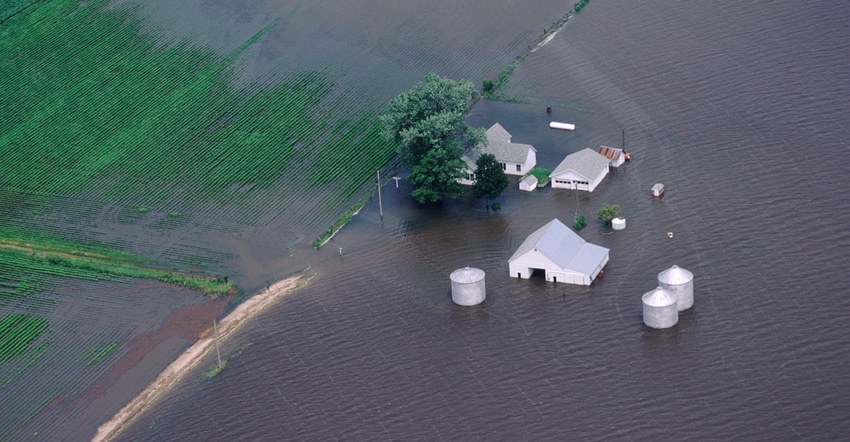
409,143 -> 467,203
472,153 -> 509,209
596,203 -> 621,227
380,73 -> 485,203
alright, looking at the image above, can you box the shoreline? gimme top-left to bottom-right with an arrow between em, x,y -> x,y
91,271 -> 313,442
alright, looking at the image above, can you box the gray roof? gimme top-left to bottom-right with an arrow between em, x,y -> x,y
551,148 -> 610,180
509,219 -> 609,275
521,174 -> 538,186
463,123 -> 536,167
658,265 -> 693,284
642,287 -> 678,307
450,267 -> 485,283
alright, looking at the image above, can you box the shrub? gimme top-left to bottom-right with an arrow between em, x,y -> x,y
596,203 -> 620,227
573,213 -> 586,230
482,79 -> 497,95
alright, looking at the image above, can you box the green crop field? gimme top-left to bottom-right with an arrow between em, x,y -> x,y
0,0 -> 401,436
0,0 -> 396,212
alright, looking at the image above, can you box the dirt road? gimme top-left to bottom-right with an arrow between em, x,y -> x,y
92,272 -> 312,442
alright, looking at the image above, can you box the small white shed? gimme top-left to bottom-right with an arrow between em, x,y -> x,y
519,174 -> 538,192
508,218 -> 609,285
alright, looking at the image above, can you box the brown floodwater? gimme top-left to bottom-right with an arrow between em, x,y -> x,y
5,0 -> 850,440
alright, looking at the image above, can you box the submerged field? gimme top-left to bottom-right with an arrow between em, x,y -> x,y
1,0 -> 577,438
0,0 -> 397,436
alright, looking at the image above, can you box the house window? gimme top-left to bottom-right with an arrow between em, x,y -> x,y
516,164 -> 522,172
501,163 -> 506,171
468,173 -> 475,180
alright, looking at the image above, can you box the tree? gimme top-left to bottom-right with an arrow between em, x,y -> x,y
573,213 -> 586,230
596,203 -> 621,227
408,143 -> 467,204
472,153 -> 509,209
380,73 -> 485,203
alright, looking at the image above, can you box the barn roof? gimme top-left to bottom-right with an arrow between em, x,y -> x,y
551,148 -> 610,180
509,219 -> 609,275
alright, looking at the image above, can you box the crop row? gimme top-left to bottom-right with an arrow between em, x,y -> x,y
0,313 -> 50,363
2,0 -> 393,213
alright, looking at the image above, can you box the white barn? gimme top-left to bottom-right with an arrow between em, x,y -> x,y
508,218 -> 609,285
550,148 -> 610,192
459,123 -> 537,185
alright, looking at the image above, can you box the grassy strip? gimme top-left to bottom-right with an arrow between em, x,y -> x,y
525,167 -> 552,186
482,1 -> 590,99
311,196 -> 371,248
0,236 -> 234,297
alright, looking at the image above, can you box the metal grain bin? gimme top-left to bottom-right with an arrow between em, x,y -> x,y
450,267 -> 486,306
642,287 -> 679,329
612,217 -> 626,230
658,265 -> 694,311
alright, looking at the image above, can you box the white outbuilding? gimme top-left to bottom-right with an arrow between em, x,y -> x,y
459,123 -> 537,185
519,174 -> 538,191
598,145 -> 626,167
508,218 -> 609,285
550,148 -> 611,192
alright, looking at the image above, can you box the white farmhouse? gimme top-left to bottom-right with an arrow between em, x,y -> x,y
508,218 -> 609,285
550,148 -> 610,192
459,123 -> 537,185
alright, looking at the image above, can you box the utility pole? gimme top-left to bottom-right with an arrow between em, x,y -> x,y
376,170 -> 383,221
213,320 -> 222,367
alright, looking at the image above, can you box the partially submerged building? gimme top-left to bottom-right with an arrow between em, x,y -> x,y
550,148 -> 610,192
508,218 -> 609,285
460,123 -> 537,185
598,145 -> 626,167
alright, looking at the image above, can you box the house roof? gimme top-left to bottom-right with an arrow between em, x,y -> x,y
509,219 -> 609,275
520,174 -> 538,186
551,148 -> 610,180
463,123 -> 536,168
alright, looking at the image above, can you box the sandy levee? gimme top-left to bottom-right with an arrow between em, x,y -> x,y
92,272 -> 313,442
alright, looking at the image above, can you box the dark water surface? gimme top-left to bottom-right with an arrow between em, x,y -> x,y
121,1 -> 850,440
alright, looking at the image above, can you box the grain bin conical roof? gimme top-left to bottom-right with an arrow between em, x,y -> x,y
642,287 -> 678,307
450,267 -> 485,283
657,265 -> 693,285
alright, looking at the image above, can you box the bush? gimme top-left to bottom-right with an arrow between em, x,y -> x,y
482,79 -> 497,95
573,213 -> 586,230
596,203 -> 620,227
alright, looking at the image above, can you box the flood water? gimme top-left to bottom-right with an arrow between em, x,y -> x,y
114,1 -> 850,440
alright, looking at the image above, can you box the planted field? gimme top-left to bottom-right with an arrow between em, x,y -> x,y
0,313 -> 49,363
0,0 -> 400,436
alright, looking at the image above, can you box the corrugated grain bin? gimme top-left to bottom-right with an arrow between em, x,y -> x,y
450,267 -> 486,306
612,217 -> 626,230
657,265 -> 694,311
642,287 -> 679,329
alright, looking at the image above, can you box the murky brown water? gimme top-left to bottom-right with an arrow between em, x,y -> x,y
121,2 -> 850,440
7,0 -> 850,440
